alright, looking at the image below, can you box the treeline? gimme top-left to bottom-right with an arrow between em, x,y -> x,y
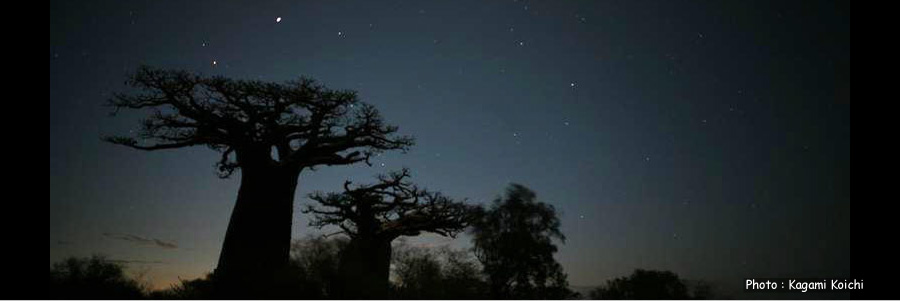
50,246 -> 717,299
50,184 -> 720,299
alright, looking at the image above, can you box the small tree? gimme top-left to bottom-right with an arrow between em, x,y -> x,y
289,236 -> 348,298
470,184 -> 577,299
589,269 -> 690,300
104,66 -> 412,289
392,245 -> 445,299
49,255 -> 146,299
391,243 -> 488,299
303,168 -> 470,298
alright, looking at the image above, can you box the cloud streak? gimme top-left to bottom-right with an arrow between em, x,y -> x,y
102,232 -> 178,249
107,259 -> 168,265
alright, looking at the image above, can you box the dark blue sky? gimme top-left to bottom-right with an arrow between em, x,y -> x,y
50,0 -> 850,293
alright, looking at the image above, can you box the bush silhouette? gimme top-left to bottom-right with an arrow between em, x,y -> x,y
148,236 -> 347,299
589,269 -> 696,300
49,255 -> 147,299
149,274 -> 217,299
288,235 -> 348,298
391,243 -> 488,299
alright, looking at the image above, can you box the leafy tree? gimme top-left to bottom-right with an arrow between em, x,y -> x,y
469,184 -> 578,299
391,243 -> 488,299
303,168 -> 470,298
288,235 -> 348,298
392,245 -> 445,299
49,255 -> 147,299
440,247 -> 490,299
588,269 -> 691,300
104,66 -> 413,289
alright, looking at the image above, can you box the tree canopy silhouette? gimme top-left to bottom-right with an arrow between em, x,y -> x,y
49,255 -> 146,299
303,168 -> 470,298
588,269 -> 692,300
104,66 -> 413,290
391,242 -> 488,299
288,236 -> 348,298
469,184 -> 577,299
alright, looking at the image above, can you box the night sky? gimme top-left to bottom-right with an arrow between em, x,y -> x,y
50,0 -> 851,294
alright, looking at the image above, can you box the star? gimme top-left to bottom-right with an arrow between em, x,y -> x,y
570,82 -> 577,88
211,60 -> 217,66
518,41 -> 525,46
275,17 -> 281,23
564,121 -> 570,126
338,31 -> 343,36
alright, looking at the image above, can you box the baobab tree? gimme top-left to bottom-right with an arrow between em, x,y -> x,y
104,66 -> 413,290
303,168 -> 470,298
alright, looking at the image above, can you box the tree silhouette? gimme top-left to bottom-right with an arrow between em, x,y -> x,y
104,66 -> 413,290
392,245 -> 445,299
469,184 -> 578,299
391,243 -> 488,299
49,255 -> 147,299
588,269 -> 690,300
288,236 -> 348,298
303,168 -> 470,299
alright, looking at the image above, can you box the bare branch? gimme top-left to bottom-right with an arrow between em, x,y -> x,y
304,169 -> 470,240
104,65 -> 413,176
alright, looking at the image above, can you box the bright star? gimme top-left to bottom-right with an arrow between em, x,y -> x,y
275,17 -> 281,23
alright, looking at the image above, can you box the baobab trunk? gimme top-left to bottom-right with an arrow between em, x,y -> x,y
337,238 -> 392,299
215,161 -> 299,292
